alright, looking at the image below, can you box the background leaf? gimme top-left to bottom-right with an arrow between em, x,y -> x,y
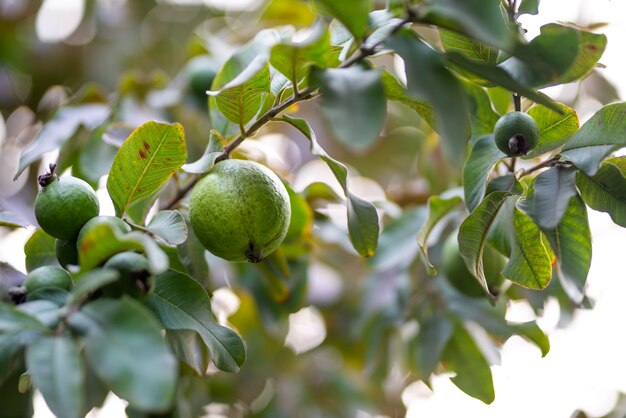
0,211 -> 29,228
526,103 -> 579,157
381,70 -> 436,129
24,229 -> 59,272
463,135 -> 506,212
576,157 -> 626,227
313,0 -> 371,39
410,313 -> 453,380
107,121 -> 187,217
146,210 -> 188,246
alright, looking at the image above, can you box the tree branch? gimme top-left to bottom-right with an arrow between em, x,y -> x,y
516,156 -> 563,178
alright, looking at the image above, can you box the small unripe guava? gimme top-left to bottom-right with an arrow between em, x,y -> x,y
493,111 -> 539,157
23,266 -> 73,292
77,215 -> 131,249
189,159 -> 291,263
55,239 -> 78,268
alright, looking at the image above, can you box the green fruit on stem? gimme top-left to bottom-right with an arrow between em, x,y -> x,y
23,266 -> 73,292
34,164 -> 99,240
55,239 -> 78,268
493,111 -> 539,156
77,215 -> 131,251
102,251 -> 152,298
441,232 -> 505,298
189,159 -> 291,263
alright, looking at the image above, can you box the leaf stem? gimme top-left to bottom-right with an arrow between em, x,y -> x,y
516,156 -> 563,178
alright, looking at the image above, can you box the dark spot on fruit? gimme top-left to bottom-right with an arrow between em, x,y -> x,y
138,150 -> 147,159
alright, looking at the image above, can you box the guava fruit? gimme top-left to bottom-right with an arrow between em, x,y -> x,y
34,164 -> 99,240
102,251 -> 152,298
493,111 -> 539,156
23,266 -> 73,292
77,215 -> 131,250
186,55 -> 218,101
189,159 -> 291,263
55,239 -> 78,268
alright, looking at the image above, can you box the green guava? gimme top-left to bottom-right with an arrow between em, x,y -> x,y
34,165 -> 99,240
23,266 -> 73,292
77,215 -> 131,250
493,111 -> 539,156
441,232 -> 506,298
55,239 -> 78,268
186,55 -> 218,101
189,159 -> 291,263
102,251 -> 152,298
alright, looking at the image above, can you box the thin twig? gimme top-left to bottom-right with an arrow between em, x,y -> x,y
516,156 -> 562,178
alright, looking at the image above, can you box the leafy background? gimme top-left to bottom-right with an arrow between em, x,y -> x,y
1,0 -> 626,417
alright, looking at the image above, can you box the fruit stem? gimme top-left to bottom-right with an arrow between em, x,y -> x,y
37,163 -> 58,187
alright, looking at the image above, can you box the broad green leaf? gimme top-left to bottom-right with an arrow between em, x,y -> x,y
26,336 -> 84,418
284,183 -> 313,243
576,157 -> 626,227
502,208 -> 552,289
107,121 -> 187,216
369,207 -> 425,271
176,219 -> 209,285
278,115 -> 379,256
270,22 -> 337,86
388,31 -> 470,163
446,52 -> 559,111
0,333 -> 28,384
463,135 -> 506,212
459,191 -> 511,300
518,0 -> 539,15
181,131 -> 223,174
313,0 -> 371,39
69,269 -> 120,304
542,195 -> 591,303
24,229 -> 59,273
441,322 -> 495,404
15,104 -> 110,179
417,195 -> 463,275
208,58 -> 271,128
558,28 -> 607,84
560,103 -> 626,176
381,70 -> 436,130
146,210 -> 188,246
440,30 -> 498,65
500,24 -> 579,88
80,298 -> 178,412
465,82 -> 500,136
77,223 -> 168,274
0,211 -> 28,228
411,313 -> 454,380
486,196 -> 516,257
421,0 -> 509,50
165,330 -> 210,376
0,303 -> 47,333
526,103 -> 579,157
518,166 -> 578,229
18,300 -> 64,327
147,270 -> 246,373
311,66 -> 386,152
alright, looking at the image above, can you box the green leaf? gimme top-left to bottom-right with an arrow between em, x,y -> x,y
441,322 -> 495,404
270,22 -> 338,86
107,121 -> 187,217
26,336 -> 84,418
502,208 -> 552,289
176,218 -> 210,285
518,0 -> 539,15
165,330 -> 210,376
526,102 -> 579,157
462,135 -> 506,212
411,313 -> 454,380
77,223 -> 168,274
369,207 -> 425,271
69,269 -> 120,304
0,304 -> 47,333
576,157 -> 626,227
559,28 -> 607,83
465,82 -> 501,136
542,195 -> 591,303
381,70 -> 436,130
518,166 -> 578,229
440,30 -> 498,65
284,183 -> 313,243
0,333 -> 29,384
459,191 -> 511,300
388,31 -> 470,163
278,115 -> 379,256
311,66 -> 386,152
147,270 -> 246,373
560,102 -> 626,176
15,104 -> 110,179
24,229 -> 59,272
313,0 -> 371,39
417,194 -> 463,275
146,210 -> 188,246
0,211 -> 28,228
421,0 -> 509,50
446,52 -> 559,111
80,298 -> 178,412
208,58 -> 271,128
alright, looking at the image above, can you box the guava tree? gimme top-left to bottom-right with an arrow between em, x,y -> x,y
0,0 -> 625,416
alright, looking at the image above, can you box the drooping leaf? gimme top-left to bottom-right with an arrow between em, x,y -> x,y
24,229 -> 59,272
77,223 -> 168,274
165,330 -> 210,376
502,208 -> 552,289
278,115 -> 379,256
311,66 -> 386,152
107,121 -> 187,216
146,210 -> 188,246
79,298 -> 178,412
147,270 -> 246,373
313,0 -> 371,39
388,30 -> 470,163
463,135 -> 506,212
560,102 -> 626,176
26,336 -> 84,418
441,322 -> 495,404
576,157 -> 626,227
526,102 -> 579,157
381,70 -> 436,130
417,194 -> 463,275
411,313 -> 454,380
15,104 -> 110,179
458,191 -> 511,300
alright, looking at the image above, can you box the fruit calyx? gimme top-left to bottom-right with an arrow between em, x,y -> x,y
37,163 -> 58,187
508,133 -> 531,155
245,242 -> 263,263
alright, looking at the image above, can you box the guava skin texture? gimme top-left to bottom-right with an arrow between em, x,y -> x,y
34,176 -> 100,240
55,239 -> 78,268
77,215 -> 131,248
189,159 -> 291,263
23,266 -> 73,292
493,111 -> 540,157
